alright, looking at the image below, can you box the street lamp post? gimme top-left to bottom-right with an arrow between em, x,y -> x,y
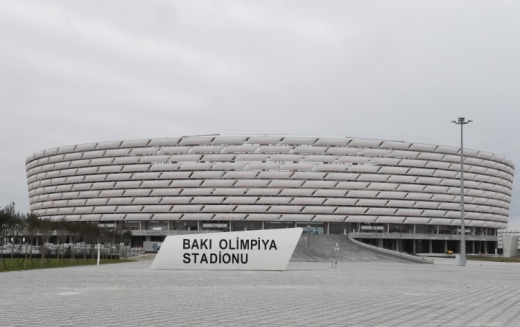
451,117 -> 472,266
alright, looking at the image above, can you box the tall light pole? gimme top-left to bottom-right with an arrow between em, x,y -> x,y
451,117 -> 472,266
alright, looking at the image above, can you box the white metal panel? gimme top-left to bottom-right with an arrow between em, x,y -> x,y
281,137 -> 317,145
123,189 -> 152,197
337,156 -> 370,164
280,189 -> 315,196
212,162 -> 246,170
357,174 -> 389,182
65,176 -> 85,184
257,171 -> 293,179
141,181 -> 172,188
189,145 -> 224,153
423,186 -> 449,193
267,154 -> 304,162
421,210 -> 447,217
224,197 -> 259,204
131,172 -> 161,180
303,155 -> 336,163
315,138 -> 350,146
93,206 -> 117,213
211,135 -> 248,144
71,183 -> 92,191
70,159 -> 91,168
281,163 -> 316,171
325,198 -> 358,206
314,164 -> 347,172
336,207 -> 369,215
179,136 -> 215,145
100,214 -> 126,221
78,191 -> 100,198
115,181 -> 142,189
347,165 -> 379,173
60,169 -> 78,176
99,190 -> 125,197
367,208 -> 397,215
171,180 -> 202,187
235,180 -> 270,187
223,171 -> 258,178
291,197 -> 324,205
151,213 -> 182,220
387,200 -> 415,207
120,139 -> 150,148
369,158 -> 401,165
376,216 -> 406,224
345,216 -> 377,223
124,213 -> 152,220
347,190 -> 378,198
212,188 -> 247,195
170,205 -> 203,212
406,170 -> 434,179
256,145 -> 292,153
246,136 -> 283,144
313,215 -> 346,222
356,199 -> 387,207
116,205 -> 143,213
235,154 -> 269,161
201,154 -> 235,161
74,206 -> 94,214
257,197 -> 291,204
107,198 -> 133,205
139,155 -> 170,163
246,189 -> 281,195
191,196 -> 225,204
106,173 -> 132,181
431,194 -> 455,202
245,163 -> 281,170
396,209 -> 423,216
168,154 -> 201,162
96,166 -> 122,174
387,175 -> 417,183
367,183 -> 399,190
160,197 -> 192,204
201,180 -> 235,187
157,146 -> 190,155
326,147 -> 359,155
90,158 -> 115,166
292,172 -> 326,179
335,181 -> 369,189
414,201 -> 440,209
213,213 -> 247,221
425,161 -> 452,170
269,206 -> 303,213
377,191 -> 408,199
122,164 -> 150,172
142,205 -> 173,213
313,189 -> 346,197
235,205 -> 270,213
222,145 -> 259,153
292,146 -> 328,154
359,148 -> 391,156
325,173 -> 359,181
159,171 -> 190,179
301,181 -> 335,188
96,141 -> 122,150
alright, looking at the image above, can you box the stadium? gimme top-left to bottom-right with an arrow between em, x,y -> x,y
25,135 -> 514,255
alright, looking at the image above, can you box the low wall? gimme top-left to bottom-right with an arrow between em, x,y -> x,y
347,234 -> 434,264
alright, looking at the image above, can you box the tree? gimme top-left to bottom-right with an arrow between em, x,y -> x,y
38,218 -> 54,267
7,210 -> 23,267
122,230 -> 133,260
24,213 -> 40,268
0,203 -> 15,270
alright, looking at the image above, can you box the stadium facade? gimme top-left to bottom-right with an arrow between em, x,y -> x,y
26,135 -> 514,254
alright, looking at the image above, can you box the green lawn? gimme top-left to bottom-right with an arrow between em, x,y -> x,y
0,257 -> 129,272
467,256 -> 520,263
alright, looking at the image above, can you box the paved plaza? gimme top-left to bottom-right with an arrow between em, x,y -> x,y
1,258 -> 520,326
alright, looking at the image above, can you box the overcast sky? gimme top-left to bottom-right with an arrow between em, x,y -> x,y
1,0 -> 520,228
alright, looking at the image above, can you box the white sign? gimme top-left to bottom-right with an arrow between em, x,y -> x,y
150,228 -> 302,271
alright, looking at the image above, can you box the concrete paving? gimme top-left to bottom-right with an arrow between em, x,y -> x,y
1,258 -> 520,326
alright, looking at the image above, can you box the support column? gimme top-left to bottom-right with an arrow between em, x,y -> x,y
262,221 -> 265,230
326,222 -> 329,235
229,221 -> 232,232
429,240 -> 433,253
412,240 -> 416,254
197,220 -> 200,231
444,240 -> 448,254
